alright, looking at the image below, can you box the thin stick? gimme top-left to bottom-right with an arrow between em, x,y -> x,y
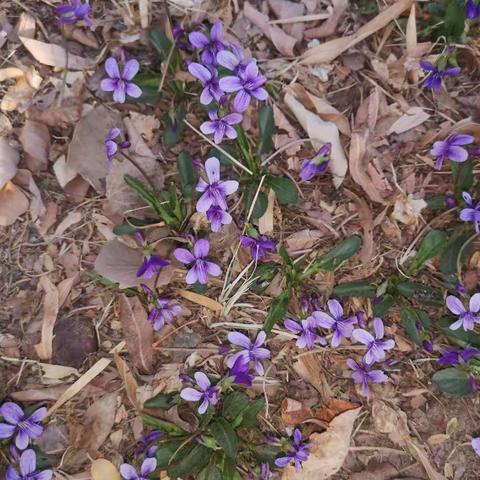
184,119 -> 253,175
268,13 -> 330,24
261,138 -> 310,166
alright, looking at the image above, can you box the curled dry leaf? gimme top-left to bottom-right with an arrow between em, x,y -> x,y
119,294 -> 154,374
0,137 -> 19,189
391,193 -> 427,227
388,107 -> 430,135
0,66 -> 42,112
68,105 -> 122,192
281,398 -> 314,426
301,0 -> 414,65
0,181 -> 29,227
284,92 -> 348,188
52,211 -> 83,238
91,459 -> 121,480
282,407 -> 361,480
244,2 -> 297,56
19,36 -> 94,70
177,289 -> 222,313
19,119 -> 50,171
113,353 -> 139,410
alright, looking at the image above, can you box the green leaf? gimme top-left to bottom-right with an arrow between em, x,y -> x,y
81,270 -> 137,295
222,392 -> 250,422
156,439 -> 185,468
251,262 -> 279,294
252,444 -> 282,465
244,189 -> 268,219
198,465 -> 222,480
142,415 -> 186,436
443,0 -> 467,42
333,280 -> 376,298
269,176 -> 298,205
373,293 -> 395,317
426,194 -> 447,210
432,368 -> 471,396
438,316 -> 480,348
406,230 -> 447,275
235,125 -> 254,170
302,235 -> 362,277
440,233 -> 472,286
396,281 -> 443,306
263,288 -> 292,333
239,398 -> 265,427
164,104 -> 186,149
401,308 -> 430,346
176,151 -> 197,198
452,159 -> 473,196
258,106 -> 274,154
168,444 -> 211,478
133,73 -> 161,102
144,393 -> 179,410
211,419 -> 238,459
148,29 -> 181,72
222,456 -> 237,480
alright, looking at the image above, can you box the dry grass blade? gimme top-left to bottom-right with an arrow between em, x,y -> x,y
177,289 -> 222,312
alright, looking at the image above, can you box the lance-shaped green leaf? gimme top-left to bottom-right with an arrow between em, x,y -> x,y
263,288 -> 292,333
155,439 -> 185,468
373,293 -> 395,317
222,392 -> 250,422
164,104 -> 186,149
198,465 -> 222,480
243,189 -> 268,219
333,280 -> 376,298
211,419 -> 238,459
177,151 -> 197,199
452,159 -> 473,195
258,106 -> 274,155
438,316 -> 480,348
149,29 -> 181,72
168,444 -> 211,477
396,281 -> 443,306
440,232 -> 472,287
142,415 -> 186,436
144,393 -> 180,410
432,368 -> 472,396
269,176 -> 298,205
401,308 -> 430,346
406,230 -> 447,275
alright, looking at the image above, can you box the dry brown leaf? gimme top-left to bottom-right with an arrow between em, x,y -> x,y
34,277 -> 60,360
0,137 -> 19,189
19,119 -> 50,171
285,92 -> 348,188
268,0 -> 305,41
0,181 -> 29,226
113,353 -> 139,410
293,353 -> 332,402
305,0 -> 348,39
14,169 -> 46,221
67,106 -> 121,192
129,112 -> 160,142
53,155 -> 78,189
27,97 -> 83,128
37,202 -> 58,235
0,66 -> 42,112
53,211 -> 83,238
16,12 -> 35,38
406,4 -> 418,83
244,2 -> 297,56
282,407 -> 361,479
285,229 -> 323,251
68,27 -> 99,49
301,0 -> 413,65
177,289 -> 222,312
94,238 -> 148,289
11,385 -> 70,402
281,398 -> 313,425
388,107 -> 430,134
91,459 -> 120,480
391,193 -> 426,227
74,393 -> 117,452
258,188 -> 275,234
119,294 -> 154,374
19,37 -> 94,70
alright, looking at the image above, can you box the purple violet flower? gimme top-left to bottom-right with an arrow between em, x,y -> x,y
147,298 -> 182,332
0,403 -> 47,450
200,110 -> 242,144
472,437 -> 480,457
446,294 -> 480,331
275,429 -> 311,472
420,60 -> 460,90
226,331 -> 270,375
188,63 -> 223,105
460,192 -> 480,232
239,235 -> 276,261
180,372 -> 220,414
100,57 -> 142,104
120,457 -> 157,480
347,359 -> 388,397
206,205 -> 233,232
352,317 -> 395,365
299,143 -> 331,181
135,430 -> 163,457
312,299 -> 357,348
174,238 -> 221,285
6,449 -> 52,480
219,61 -> 268,112
104,128 -> 130,166
55,0 -> 92,26
466,0 -> 480,19
216,47 -> 248,75
196,157 -> 239,212
438,346 -> 480,366
188,21 -> 227,66
430,134 -> 474,170
284,317 -> 326,349
137,255 -> 169,279
227,355 -> 254,387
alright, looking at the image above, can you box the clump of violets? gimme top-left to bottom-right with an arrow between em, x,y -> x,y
299,143 -> 331,181
420,60 -> 460,90
188,20 -> 226,66
134,232 -> 170,280
104,128 -> 130,168
312,299 -> 357,348
187,63 -> 223,105
352,317 -> 395,365
240,234 -> 276,261
6,449 -> 52,480
200,110 -> 242,144
174,238 -> 221,285
346,359 -> 388,397
460,192 -> 480,232
101,57 -> 142,104
55,0 -> 92,27
438,346 -> 480,366
466,0 -> 480,19
274,429 -> 311,472
446,294 -> 480,331
284,317 -> 326,350
226,331 -> 270,375
120,457 -> 157,480
180,372 -> 220,414
430,133 -> 474,170
0,403 -> 47,450
147,297 -> 182,332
